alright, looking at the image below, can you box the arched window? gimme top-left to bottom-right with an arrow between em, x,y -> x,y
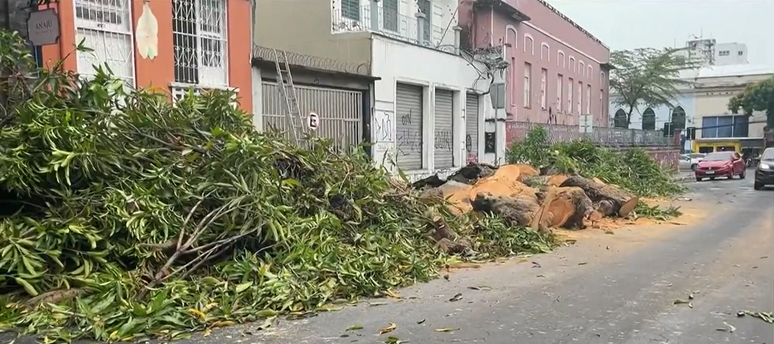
671,106 -> 686,129
524,34 -> 534,55
569,56 -> 576,73
578,61 -> 585,76
557,50 -> 565,68
587,65 -> 593,79
642,108 -> 656,130
541,42 -> 550,61
506,26 -> 517,50
614,109 -> 627,128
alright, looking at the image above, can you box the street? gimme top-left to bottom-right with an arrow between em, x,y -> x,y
183,177 -> 773,344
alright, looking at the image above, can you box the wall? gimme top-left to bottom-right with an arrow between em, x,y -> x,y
253,0 -> 371,73
370,35 -> 493,181
37,0 -> 252,112
463,0 -> 610,127
609,94 -> 696,131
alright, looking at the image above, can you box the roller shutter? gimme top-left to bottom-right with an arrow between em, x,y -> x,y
465,93 -> 479,162
395,83 -> 424,170
434,89 -> 454,168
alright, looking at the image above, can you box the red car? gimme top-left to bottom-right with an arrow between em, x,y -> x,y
694,151 -> 746,181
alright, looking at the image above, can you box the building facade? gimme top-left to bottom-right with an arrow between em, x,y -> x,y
253,0 -> 495,180
683,39 -> 749,66
29,0 -> 252,111
609,64 -> 773,154
459,0 -> 611,147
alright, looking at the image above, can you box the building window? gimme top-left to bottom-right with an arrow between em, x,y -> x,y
614,109 -> 627,128
671,106 -> 686,129
599,89 -> 603,119
341,0 -> 360,20
524,62 -> 532,108
701,115 -> 748,138
557,74 -> 563,112
540,68 -> 547,109
568,77 -> 574,114
569,56 -> 576,73
719,50 -> 729,56
172,0 -> 228,87
557,50 -> 565,68
74,0 -> 135,87
510,57 -> 516,108
383,0 -> 398,31
579,61 -> 585,76
642,108 -> 656,130
576,80 -> 582,114
585,84 -> 591,114
738,50 -> 744,56
587,65 -> 593,80
524,34 -> 534,55
541,43 -> 550,61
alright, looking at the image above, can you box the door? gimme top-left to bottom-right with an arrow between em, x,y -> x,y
465,93 -> 479,164
396,84 -> 424,171
434,89 -> 454,169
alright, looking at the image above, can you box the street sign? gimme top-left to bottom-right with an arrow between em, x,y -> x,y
27,9 -> 60,46
307,112 -> 319,130
579,114 -> 593,134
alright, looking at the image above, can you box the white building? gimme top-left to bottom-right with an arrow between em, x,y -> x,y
252,0 -> 498,181
683,39 -> 749,66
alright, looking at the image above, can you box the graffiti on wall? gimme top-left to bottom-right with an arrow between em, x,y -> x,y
373,110 -> 393,152
396,110 -> 422,155
465,134 -> 477,163
434,130 -> 452,151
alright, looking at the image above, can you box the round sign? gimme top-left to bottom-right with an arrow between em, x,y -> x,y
307,112 -> 319,130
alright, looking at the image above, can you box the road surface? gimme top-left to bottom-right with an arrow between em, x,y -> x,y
9,177 -> 774,344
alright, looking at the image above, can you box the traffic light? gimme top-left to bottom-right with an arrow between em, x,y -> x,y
686,127 -> 696,140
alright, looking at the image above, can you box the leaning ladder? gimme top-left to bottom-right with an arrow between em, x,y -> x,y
272,49 -> 305,145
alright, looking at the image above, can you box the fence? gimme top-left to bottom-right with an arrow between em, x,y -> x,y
506,121 -> 672,147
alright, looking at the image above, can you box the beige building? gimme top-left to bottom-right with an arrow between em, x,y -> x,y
686,64 -> 773,154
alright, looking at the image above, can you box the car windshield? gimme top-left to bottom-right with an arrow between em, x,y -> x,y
703,152 -> 732,161
689,153 -> 705,158
762,149 -> 774,160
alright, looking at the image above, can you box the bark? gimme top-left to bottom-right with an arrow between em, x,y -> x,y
446,163 -> 497,185
472,192 -> 540,228
559,175 -> 639,217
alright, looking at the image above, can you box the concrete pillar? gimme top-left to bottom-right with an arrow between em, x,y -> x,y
452,25 -> 461,54
370,0 -> 379,30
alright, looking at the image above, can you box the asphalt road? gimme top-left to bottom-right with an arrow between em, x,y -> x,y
7,176 -> 774,344
193,176 -> 774,344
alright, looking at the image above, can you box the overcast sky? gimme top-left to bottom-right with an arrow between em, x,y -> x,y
548,0 -> 774,67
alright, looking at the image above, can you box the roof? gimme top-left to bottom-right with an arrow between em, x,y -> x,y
680,64 -> 774,79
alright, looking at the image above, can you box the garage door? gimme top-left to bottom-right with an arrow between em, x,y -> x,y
396,83 -> 424,170
434,89 -> 454,169
465,93 -> 479,163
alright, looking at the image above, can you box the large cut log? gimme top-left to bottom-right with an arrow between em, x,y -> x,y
446,163 -> 497,185
491,164 -> 540,184
559,175 -> 639,217
472,192 -> 541,229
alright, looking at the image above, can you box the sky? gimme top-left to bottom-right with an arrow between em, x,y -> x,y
548,0 -> 774,67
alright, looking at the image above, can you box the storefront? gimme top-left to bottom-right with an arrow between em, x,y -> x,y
692,139 -> 741,154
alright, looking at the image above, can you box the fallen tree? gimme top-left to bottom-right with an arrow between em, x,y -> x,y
0,31 -> 556,343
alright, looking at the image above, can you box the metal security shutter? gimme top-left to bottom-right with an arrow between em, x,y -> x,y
434,89 -> 454,168
396,84 -> 424,170
465,93 -> 479,161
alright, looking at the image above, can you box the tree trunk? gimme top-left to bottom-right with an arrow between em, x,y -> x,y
559,175 -> 639,217
472,192 -> 541,228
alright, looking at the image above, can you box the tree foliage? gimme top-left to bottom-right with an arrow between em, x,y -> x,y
0,30 -> 556,343
609,48 -> 701,125
727,76 -> 774,129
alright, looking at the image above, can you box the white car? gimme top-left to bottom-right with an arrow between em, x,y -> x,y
679,153 -> 706,171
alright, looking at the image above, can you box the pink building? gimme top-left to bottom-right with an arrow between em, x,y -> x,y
459,0 -> 612,134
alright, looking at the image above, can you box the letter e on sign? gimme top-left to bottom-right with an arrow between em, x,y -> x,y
27,9 -> 60,46
307,112 -> 320,131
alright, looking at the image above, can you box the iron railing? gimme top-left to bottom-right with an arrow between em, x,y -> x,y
506,121 -> 672,147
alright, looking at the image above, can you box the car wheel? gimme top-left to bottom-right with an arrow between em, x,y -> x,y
754,181 -> 764,190
710,177 -> 716,180
690,164 -> 697,171
695,177 -> 702,182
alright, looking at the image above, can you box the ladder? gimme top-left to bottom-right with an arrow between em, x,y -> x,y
272,49 -> 305,145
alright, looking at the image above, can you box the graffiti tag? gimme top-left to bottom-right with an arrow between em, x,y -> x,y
434,130 -> 452,151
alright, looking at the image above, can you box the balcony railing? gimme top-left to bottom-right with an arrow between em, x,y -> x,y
331,5 -> 457,54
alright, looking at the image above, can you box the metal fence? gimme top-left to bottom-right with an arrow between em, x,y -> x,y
262,82 -> 363,152
506,121 -> 671,147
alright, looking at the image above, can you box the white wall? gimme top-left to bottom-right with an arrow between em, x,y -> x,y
370,35 -> 494,181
